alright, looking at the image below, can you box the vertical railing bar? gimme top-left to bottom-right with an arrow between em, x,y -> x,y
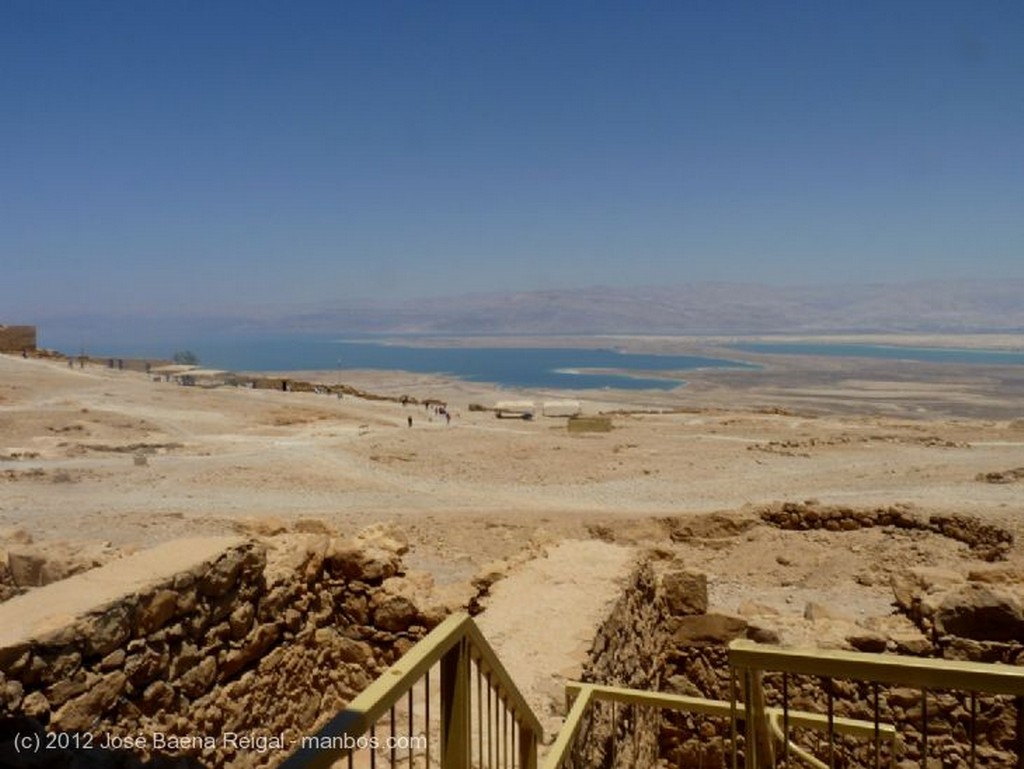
425,670 -> 431,769
514,715 -> 519,769
730,666 -> 739,769
487,673 -> 493,769
516,718 -> 521,769
745,670 -> 756,769
370,723 -> 377,769
873,682 -> 880,769
611,700 -> 617,767
504,696 -> 510,769
390,704 -> 397,766
826,677 -> 835,769
921,687 -> 928,769
783,673 -> 790,769
626,704 -> 634,765
348,750 -> 354,769
477,662 -> 483,769
1015,694 -> 1024,769
970,691 -> 977,769
407,687 -> 414,769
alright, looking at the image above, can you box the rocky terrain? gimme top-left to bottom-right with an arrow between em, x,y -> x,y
1,344 -> 1024,766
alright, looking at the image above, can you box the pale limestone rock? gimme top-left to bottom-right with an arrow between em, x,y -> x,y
935,584 -> 1024,642
83,604 -> 133,657
890,566 -> 965,612
138,589 -> 178,634
803,601 -> 854,622
20,690 -> 49,718
846,631 -> 888,653
672,613 -> 748,646
660,568 -> 708,617
326,541 -> 400,582
353,522 -> 409,556
51,671 -> 125,731
372,594 -> 419,632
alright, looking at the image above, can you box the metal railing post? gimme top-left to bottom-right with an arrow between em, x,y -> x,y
441,637 -> 471,769
518,711 -> 540,769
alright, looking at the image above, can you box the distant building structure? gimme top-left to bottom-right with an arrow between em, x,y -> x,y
494,400 -> 536,419
0,325 -> 37,353
542,400 -> 582,418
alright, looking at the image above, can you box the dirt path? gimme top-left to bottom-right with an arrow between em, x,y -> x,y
474,540 -> 636,741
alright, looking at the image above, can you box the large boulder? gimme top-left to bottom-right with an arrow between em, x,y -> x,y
890,567 -> 965,617
326,541 -> 401,583
672,613 -> 748,646
934,584 -> 1024,642
353,523 -> 409,556
660,569 -> 708,617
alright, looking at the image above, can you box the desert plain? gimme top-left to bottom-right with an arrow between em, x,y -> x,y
2,337 -> 1024,733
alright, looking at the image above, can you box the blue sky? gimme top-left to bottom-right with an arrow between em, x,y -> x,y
2,1 -> 1022,318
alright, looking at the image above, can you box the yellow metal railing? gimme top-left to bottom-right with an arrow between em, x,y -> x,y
730,638 -> 1024,769
282,615 -> 1024,769
542,682 -> 897,769
280,613 -> 542,769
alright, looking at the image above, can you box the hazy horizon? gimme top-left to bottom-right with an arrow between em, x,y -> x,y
3,2 -> 1023,320
20,278 -> 1024,355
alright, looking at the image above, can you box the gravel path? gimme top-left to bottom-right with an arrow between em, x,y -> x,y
474,540 -> 636,741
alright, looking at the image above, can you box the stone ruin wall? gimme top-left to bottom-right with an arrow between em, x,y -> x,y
661,634 -> 1023,768
659,504 -> 1023,769
0,326 -> 37,353
566,558 -> 708,769
571,505 -> 1023,769
3,502 -> 1021,768
0,528 -> 443,768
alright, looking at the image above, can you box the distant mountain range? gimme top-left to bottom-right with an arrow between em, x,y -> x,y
28,280 -> 1024,350
274,280 -> 1024,336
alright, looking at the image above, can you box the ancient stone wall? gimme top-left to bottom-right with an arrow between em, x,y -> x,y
0,326 -> 36,353
759,501 -> 1013,561
0,529 -> 440,768
657,571 -> 1024,769
567,559 -> 709,769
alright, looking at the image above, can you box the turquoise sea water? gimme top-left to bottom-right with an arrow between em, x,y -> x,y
187,337 -> 757,391
83,336 -> 1023,391
729,342 -> 1024,366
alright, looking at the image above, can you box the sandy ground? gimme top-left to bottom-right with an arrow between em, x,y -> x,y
2,344 -> 1024,735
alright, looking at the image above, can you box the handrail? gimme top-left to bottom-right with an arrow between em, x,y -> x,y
767,711 -> 829,769
462,616 -> 544,736
730,638 -> 1024,695
543,682 -> 897,769
280,613 -> 542,769
563,682 -> 897,740
730,638 -> 1024,769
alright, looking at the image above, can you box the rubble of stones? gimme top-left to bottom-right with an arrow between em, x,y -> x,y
649,556 -> 1024,769
976,467 -> 1024,484
759,501 -> 1013,561
0,530 -> 121,602
569,524 -> 1024,769
748,434 -> 969,458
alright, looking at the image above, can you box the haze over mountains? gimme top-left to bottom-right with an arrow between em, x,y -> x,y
28,280 -> 1024,350
291,280 -> 1024,336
